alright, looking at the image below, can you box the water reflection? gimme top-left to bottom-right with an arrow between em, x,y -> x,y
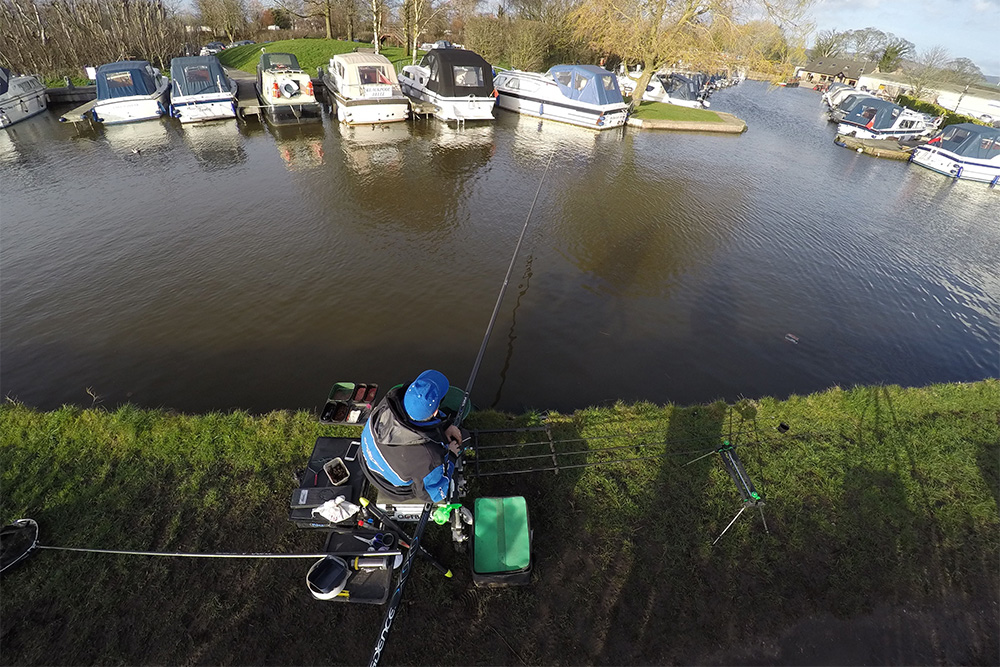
269,123 -> 326,171
338,121 -> 410,177
102,119 -> 171,153
182,121 -> 247,171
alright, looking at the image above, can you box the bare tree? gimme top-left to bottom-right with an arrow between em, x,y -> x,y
196,0 -> 249,43
904,45 -> 950,100
812,29 -> 844,58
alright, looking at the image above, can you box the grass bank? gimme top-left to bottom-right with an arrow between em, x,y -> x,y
2,381 -> 998,665
218,39 -> 418,76
629,100 -> 724,122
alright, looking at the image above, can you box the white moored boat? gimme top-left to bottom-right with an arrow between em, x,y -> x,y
836,98 -> 939,141
0,67 -> 47,129
255,52 -> 321,125
910,122 -> 1000,185
398,47 -> 496,122
640,72 -> 711,108
320,52 -> 409,125
169,56 -> 237,124
92,60 -> 169,125
495,65 -> 628,130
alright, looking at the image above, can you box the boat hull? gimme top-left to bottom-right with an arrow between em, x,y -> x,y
256,95 -> 322,125
0,77 -> 48,129
910,145 -> 1000,184
398,79 -> 495,122
171,94 -> 237,123
496,91 -> 627,130
94,90 -> 168,125
322,76 -> 409,125
836,121 -> 929,142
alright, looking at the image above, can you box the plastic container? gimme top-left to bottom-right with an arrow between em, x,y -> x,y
319,382 -> 378,425
324,457 -> 350,486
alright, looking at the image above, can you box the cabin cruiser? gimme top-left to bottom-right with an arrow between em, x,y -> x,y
92,61 -> 169,124
255,52 -> 321,125
0,67 -> 47,129
828,92 -> 875,123
640,72 -> 711,108
320,52 -> 409,125
910,123 -> 1000,184
397,47 -> 495,122
837,98 -> 939,141
168,56 -> 237,124
494,65 -> 628,130
822,82 -> 853,108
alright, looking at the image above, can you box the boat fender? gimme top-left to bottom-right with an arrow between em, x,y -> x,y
281,80 -> 299,98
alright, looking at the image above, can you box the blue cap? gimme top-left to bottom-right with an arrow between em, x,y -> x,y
403,370 -> 449,422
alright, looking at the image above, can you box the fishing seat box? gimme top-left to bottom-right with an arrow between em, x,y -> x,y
288,437 -> 366,529
471,496 -> 532,587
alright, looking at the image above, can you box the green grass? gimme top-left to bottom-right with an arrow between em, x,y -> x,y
2,380 -> 998,665
218,39 -> 420,76
629,100 -> 725,122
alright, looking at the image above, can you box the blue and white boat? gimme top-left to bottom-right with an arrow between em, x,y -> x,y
0,67 -> 47,129
169,56 -> 237,124
910,122 -> 1000,185
495,65 -> 628,130
836,97 -> 938,141
93,60 -> 169,125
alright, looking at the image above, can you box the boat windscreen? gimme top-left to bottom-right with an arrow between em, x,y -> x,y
937,124 -> 1000,159
171,57 -> 230,96
262,53 -> 300,70
358,65 -> 393,85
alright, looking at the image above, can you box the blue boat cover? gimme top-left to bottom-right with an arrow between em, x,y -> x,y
170,56 -> 231,96
547,65 -> 622,105
841,97 -> 902,130
931,123 -> 1000,159
96,61 -> 158,100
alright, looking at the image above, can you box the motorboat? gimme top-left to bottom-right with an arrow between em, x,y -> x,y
0,67 -> 47,129
822,82 -> 853,108
836,98 -> 939,141
828,92 -> 876,123
398,47 -> 496,122
92,60 -> 169,125
910,122 -> 1000,185
640,72 -> 711,108
320,52 -> 409,125
255,52 -> 321,125
494,64 -> 628,130
168,56 -> 238,124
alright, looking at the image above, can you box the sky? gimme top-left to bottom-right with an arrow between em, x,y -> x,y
808,0 -> 1000,77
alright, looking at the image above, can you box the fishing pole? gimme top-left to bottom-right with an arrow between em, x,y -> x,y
369,150 -> 557,667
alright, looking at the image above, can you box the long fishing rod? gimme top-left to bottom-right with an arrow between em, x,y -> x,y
369,151 -> 557,667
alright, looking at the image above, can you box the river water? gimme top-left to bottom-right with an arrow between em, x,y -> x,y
1,81 -> 997,415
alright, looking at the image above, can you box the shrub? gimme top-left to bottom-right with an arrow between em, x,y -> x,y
897,94 -> 988,129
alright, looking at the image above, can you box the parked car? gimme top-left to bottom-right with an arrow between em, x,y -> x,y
229,40 -> 255,48
199,42 -> 226,56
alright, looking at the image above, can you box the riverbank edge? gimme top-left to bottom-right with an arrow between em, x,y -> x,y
1,379 -> 997,665
628,110 -> 748,133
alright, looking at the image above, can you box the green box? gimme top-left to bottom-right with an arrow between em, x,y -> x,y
472,497 -> 531,586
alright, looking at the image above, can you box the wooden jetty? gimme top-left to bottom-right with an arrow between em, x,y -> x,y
834,134 -> 915,161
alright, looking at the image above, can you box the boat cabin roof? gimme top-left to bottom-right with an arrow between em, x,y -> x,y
0,67 -> 9,96
841,97 -> 906,129
656,73 -> 702,101
170,56 -> 231,96
95,61 -> 158,99
933,123 -> 1000,159
417,48 -> 494,97
330,52 -> 399,86
260,53 -> 302,71
547,65 -> 622,105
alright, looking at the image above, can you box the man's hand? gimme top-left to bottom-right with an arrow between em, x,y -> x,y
445,425 -> 463,454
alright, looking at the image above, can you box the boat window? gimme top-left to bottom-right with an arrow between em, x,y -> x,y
505,77 -> 518,90
890,108 -> 900,121
553,71 -> 572,86
107,71 -> 134,88
453,66 -> 483,87
358,65 -> 392,85
574,72 -> 590,92
899,119 -> 915,129
429,58 -> 440,82
601,75 -> 615,91
336,62 -> 345,78
184,65 -> 211,83
940,126 -> 971,151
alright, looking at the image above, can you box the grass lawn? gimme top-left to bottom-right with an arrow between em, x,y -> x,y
1,381 -> 998,665
219,39 -> 419,75
629,99 -> 725,122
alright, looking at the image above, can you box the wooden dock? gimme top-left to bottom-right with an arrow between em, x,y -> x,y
46,85 -> 96,105
834,134 -> 914,161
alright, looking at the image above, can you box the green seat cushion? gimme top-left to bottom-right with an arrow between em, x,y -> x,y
473,497 -> 530,573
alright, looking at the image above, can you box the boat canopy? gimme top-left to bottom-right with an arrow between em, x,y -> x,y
96,61 -> 158,99
841,97 -> 902,129
931,123 -> 1000,159
170,56 -> 231,96
0,67 -> 9,96
655,73 -> 702,102
261,53 -> 302,70
330,52 -> 399,87
548,65 -> 622,105
418,48 -> 494,97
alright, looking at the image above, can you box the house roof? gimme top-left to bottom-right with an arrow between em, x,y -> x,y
801,57 -> 877,78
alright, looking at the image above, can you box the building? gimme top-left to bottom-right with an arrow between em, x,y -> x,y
796,57 -> 878,86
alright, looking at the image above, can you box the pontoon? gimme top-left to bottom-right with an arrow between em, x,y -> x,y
494,65 -> 628,130
398,48 -> 496,122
